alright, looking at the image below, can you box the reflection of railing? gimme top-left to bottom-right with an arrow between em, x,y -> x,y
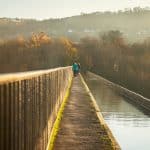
0,67 -> 73,150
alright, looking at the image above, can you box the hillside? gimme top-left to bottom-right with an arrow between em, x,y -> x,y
1,7 -> 150,42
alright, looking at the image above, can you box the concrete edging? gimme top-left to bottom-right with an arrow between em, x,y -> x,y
80,74 -> 121,150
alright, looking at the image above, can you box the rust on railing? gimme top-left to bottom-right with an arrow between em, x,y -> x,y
0,66 -> 73,150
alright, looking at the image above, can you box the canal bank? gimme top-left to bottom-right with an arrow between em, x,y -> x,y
85,72 -> 150,150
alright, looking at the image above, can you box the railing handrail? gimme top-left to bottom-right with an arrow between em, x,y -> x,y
0,66 -> 71,83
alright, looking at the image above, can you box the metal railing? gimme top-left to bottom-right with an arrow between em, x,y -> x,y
0,67 -> 73,150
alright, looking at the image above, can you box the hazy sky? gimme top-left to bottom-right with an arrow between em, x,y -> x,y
1,0 -> 150,19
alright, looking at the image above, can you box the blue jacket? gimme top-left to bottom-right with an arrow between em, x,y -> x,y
72,63 -> 79,71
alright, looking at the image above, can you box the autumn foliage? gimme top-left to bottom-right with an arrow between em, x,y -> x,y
0,32 -> 77,72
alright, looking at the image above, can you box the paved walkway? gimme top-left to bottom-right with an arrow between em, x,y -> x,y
53,75 -> 115,150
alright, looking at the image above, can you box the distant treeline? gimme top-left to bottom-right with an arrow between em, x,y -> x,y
1,7 -> 150,42
0,32 -> 77,72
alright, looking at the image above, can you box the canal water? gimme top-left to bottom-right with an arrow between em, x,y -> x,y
85,74 -> 150,150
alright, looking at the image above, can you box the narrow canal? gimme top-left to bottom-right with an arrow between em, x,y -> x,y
85,74 -> 150,150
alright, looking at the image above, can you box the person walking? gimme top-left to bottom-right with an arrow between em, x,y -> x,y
72,62 -> 79,76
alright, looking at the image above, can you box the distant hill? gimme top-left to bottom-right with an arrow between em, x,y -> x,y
1,7 -> 150,42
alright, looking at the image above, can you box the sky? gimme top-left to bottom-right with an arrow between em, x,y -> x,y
0,0 -> 150,20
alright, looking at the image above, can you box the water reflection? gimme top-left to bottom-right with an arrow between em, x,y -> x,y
86,77 -> 150,150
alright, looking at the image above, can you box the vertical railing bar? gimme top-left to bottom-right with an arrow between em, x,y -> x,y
4,83 -> 9,150
18,81 -> 22,150
10,82 -> 14,150
14,82 -> 19,150
21,80 -> 25,150
32,78 -> 35,150
0,85 -> 4,150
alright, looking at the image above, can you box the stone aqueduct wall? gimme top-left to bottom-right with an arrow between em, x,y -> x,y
0,67 -> 73,150
87,72 -> 150,112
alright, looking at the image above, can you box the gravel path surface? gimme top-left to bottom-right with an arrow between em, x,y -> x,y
53,75 -> 114,150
